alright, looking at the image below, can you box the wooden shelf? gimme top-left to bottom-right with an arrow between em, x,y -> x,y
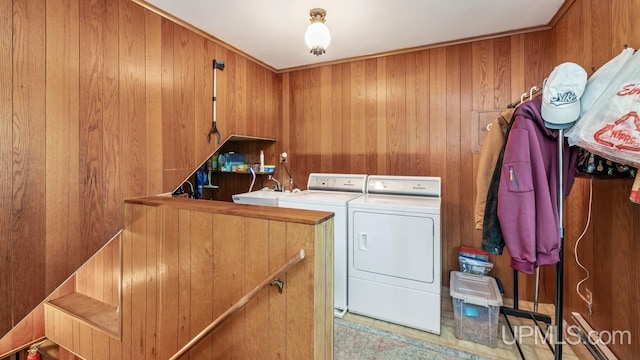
46,292 -> 120,340
216,171 -> 275,175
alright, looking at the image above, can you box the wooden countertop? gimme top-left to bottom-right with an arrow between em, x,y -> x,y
125,196 -> 334,225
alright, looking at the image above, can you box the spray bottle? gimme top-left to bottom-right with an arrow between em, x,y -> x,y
259,150 -> 265,172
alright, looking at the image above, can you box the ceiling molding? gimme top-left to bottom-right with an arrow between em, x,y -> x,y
277,24 -> 553,73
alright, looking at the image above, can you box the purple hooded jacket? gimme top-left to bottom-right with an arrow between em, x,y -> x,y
497,97 -> 578,274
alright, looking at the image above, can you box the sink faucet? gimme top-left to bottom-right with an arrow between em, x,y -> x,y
268,175 -> 283,192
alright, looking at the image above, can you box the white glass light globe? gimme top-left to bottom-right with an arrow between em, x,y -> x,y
305,22 -> 331,50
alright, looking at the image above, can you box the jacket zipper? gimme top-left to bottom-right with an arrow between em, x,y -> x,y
509,166 -> 519,191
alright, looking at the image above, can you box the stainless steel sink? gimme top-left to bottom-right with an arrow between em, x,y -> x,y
232,189 -> 291,206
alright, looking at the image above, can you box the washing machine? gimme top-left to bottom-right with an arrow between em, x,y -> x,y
278,173 -> 368,317
348,175 -> 442,334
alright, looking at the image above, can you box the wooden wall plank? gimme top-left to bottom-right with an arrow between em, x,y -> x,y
92,247 -> 105,301
32,304 -> 45,339
589,0 -> 611,68
246,60 -> 257,135
244,218 -> 269,359
145,207 -> 158,358
12,0 -> 47,325
212,214 -> 245,358
445,45 -> 462,276
100,0 -> 120,250
121,204 -> 133,360
78,0 -> 106,262
101,237 -> 114,306
471,40 -> 495,111
156,206 -> 179,359
130,204 -> 147,358
364,59 -> 379,174
174,26 -> 196,187
92,328 -> 111,360
404,53 -> 418,175
194,36 -> 208,165
459,43 -> 474,248
78,321 -> 93,357
0,0 -> 11,338
161,19 -> 179,190
45,0 -> 81,295
58,311 -> 73,351
224,50 -> 238,136
267,221 -> 286,359
350,61 -> 366,173
308,68 -> 322,171
387,55 -> 407,175
285,223 -> 314,360
145,11 -> 163,195
118,0 -> 147,203
177,209 -> 191,349
413,51 -> 429,176
235,56 -> 248,135
10,313 -> 32,350
319,67 -> 333,170
188,210 -> 213,359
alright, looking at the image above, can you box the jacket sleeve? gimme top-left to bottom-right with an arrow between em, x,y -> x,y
497,122 -> 537,274
475,118 -> 504,229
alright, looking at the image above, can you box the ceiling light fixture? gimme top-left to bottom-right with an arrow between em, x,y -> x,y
305,8 -> 330,56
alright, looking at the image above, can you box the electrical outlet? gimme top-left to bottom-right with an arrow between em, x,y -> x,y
585,288 -> 592,303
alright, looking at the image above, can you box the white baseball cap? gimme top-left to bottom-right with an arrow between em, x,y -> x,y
541,62 -> 588,129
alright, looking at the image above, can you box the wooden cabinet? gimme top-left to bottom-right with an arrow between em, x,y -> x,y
175,134 -> 277,201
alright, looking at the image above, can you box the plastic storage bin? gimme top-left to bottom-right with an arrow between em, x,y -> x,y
450,271 -> 503,347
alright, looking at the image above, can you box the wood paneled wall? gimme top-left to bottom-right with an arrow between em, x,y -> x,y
0,0 -> 281,339
45,201 -> 334,360
281,33 -> 556,301
554,0 -> 640,358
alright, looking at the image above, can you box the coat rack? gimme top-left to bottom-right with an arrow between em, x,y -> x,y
500,85 -> 565,360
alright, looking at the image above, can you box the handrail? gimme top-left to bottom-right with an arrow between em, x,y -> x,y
169,248 -> 306,360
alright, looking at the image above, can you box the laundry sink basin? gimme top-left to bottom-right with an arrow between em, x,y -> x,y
232,189 -> 291,207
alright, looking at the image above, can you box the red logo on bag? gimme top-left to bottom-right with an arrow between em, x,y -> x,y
593,111 -> 640,151
617,83 -> 640,97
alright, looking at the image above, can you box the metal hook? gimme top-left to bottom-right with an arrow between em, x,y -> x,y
270,279 -> 284,294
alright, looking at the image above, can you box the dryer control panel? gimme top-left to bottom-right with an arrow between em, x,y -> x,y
367,176 -> 441,197
307,173 -> 368,193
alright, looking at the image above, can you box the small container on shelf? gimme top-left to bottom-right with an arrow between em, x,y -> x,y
263,165 -> 276,173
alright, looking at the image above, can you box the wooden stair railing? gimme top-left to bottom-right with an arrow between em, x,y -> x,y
169,248 -> 306,360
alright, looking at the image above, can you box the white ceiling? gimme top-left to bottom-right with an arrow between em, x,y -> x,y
145,0 -> 565,71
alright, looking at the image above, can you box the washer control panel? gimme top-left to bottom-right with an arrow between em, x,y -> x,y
307,173 -> 368,193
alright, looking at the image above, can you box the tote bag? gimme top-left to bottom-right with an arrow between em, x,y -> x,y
567,52 -> 640,167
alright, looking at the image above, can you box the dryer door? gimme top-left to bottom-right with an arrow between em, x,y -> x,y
352,210 -> 435,284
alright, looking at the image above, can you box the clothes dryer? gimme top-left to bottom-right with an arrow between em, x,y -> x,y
348,175 -> 442,333
278,173 -> 367,317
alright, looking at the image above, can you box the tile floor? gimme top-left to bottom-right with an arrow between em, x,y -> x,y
341,288 -> 588,360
